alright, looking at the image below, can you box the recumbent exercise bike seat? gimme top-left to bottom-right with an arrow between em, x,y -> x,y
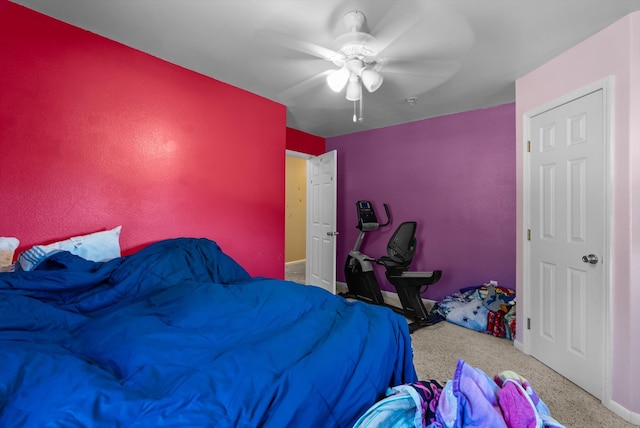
371,221 -> 443,333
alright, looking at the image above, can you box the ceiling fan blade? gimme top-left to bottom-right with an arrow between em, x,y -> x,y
276,69 -> 333,103
367,1 -> 423,48
375,70 -> 455,102
254,28 -> 343,62
381,58 -> 463,78
369,1 -> 475,60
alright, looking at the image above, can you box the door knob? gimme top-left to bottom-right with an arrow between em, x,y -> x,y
326,231 -> 339,237
581,254 -> 599,264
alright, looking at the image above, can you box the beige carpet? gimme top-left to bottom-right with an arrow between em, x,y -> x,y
410,321 -> 636,427
284,260 -> 306,284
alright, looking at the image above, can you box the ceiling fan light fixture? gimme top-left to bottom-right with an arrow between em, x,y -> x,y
327,67 -> 350,92
345,76 -> 362,101
321,10 -> 393,123
360,69 -> 383,92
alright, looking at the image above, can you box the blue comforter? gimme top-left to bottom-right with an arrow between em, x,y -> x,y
0,238 -> 416,427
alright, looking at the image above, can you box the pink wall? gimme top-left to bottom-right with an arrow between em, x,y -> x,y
0,1 -> 291,278
516,12 -> 640,419
327,103 -> 516,302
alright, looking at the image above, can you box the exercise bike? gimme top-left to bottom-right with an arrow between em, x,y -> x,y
341,200 -> 442,333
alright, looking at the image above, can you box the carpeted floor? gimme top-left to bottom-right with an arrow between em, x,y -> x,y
410,321 -> 636,427
284,260 -> 306,284
286,267 -> 635,426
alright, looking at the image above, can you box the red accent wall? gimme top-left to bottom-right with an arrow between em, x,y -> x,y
0,1 -> 288,278
286,128 -> 325,156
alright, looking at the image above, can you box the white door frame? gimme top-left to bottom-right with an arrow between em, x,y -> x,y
285,149 -> 337,293
285,149 -> 313,279
522,77 -> 614,406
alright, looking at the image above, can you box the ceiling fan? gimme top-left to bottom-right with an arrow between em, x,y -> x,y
262,3 -> 475,125
323,10 -> 387,122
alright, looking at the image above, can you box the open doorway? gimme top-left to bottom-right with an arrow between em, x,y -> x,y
285,149 -> 338,293
285,151 -> 309,283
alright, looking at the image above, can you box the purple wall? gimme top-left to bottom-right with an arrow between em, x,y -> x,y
327,103 -> 516,301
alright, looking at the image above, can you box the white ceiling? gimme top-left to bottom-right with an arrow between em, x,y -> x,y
11,0 -> 640,137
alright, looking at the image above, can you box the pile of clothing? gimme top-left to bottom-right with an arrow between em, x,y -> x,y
354,359 -> 564,428
430,285 -> 517,340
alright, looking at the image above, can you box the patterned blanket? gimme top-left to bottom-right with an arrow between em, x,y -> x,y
430,285 -> 516,340
354,360 -> 565,428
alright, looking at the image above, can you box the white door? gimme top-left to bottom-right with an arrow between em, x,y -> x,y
527,89 -> 605,398
306,150 -> 337,294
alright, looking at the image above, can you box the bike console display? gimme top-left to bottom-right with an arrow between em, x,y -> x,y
356,200 -> 379,231
356,200 -> 390,232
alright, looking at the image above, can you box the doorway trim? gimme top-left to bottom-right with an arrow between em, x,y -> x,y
286,149 -> 313,159
286,149 -> 338,294
285,149 -> 313,282
521,77 -> 614,406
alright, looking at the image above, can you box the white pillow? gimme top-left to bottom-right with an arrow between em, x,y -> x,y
0,237 -> 20,272
17,226 -> 122,271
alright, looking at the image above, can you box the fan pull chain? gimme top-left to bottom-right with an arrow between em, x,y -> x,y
352,96 -> 364,122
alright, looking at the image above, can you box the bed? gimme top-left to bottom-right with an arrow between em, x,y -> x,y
0,237 -> 417,427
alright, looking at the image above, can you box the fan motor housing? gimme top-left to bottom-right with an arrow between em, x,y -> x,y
335,32 -> 377,57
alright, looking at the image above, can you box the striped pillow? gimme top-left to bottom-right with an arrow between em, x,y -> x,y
17,226 -> 122,271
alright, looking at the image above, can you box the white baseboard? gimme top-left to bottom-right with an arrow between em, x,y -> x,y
336,281 -> 348,294
513,339 -> 525,352
336,281 -> 437,310
607,399 -> 640,425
